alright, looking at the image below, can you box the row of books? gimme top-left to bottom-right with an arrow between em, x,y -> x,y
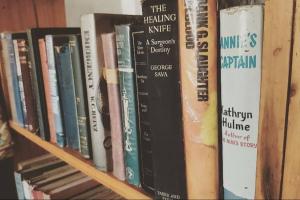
14,154 -> 122,199
1,0 -> 264,199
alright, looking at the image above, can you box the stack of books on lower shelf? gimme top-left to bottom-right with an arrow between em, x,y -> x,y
14,154 -> 123,200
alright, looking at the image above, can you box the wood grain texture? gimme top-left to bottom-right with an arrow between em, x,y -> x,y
34,0 -> 66,27
9,121 -> 151,200
0,0 -> 37,32
255,0 -> 295,199
281,1 -> 300,199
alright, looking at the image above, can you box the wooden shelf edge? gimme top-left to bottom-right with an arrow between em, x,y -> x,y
9,121 -> 151,200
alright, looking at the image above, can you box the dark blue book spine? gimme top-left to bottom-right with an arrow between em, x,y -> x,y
115,25 -> 141,186
55,43 -> 80,150
7,35 -> 25,126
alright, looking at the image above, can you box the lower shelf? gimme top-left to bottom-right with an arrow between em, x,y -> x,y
9,121 -> 151,200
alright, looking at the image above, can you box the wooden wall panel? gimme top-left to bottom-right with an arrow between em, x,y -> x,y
281,1 -> 300,199
34,0 -> 66,27
255,0 -> 295,199
0,0 -> 37,32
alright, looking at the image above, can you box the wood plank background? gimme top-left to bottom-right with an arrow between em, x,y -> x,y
281,0 -> 300,199
0,0 -> 65,32
255,0 -> 295,199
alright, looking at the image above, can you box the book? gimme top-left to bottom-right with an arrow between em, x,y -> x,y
15,38 -> 39,132
13,39 -> 27,128
53,36 -> 79,150
45,35 -> 65,147
1,33 -> 24,126
220,5 -> 263,199
142,0 -> 187,199
101,32 -> 125,181
81,14 -> 112,170
27,28 -> 80,140
69,35 -> 91,158
178,0 -> 219,199
131,25 -> 154,193
39,38 -> 57,144
115,24 -> 141,186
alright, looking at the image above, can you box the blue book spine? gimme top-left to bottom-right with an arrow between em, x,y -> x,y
45,35 -> 65,147
7,35 -> 24,126
115,25 -> 141,186
55,42 -> 80,150
14,172 -> 25,200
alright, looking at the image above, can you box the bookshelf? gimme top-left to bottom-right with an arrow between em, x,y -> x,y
9,121 -> 151,200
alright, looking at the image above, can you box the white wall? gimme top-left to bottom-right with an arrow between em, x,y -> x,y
65,0 -> 142,27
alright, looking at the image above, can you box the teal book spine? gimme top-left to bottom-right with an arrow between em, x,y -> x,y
115,24 -> 141,186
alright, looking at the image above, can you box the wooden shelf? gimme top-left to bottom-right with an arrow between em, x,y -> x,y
9,121 -> 151,200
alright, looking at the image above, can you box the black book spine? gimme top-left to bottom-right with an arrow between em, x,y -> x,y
142,1 -> 187,199
131,26 -> 154,194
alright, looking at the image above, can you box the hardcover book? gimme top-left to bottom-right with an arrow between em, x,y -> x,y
131,25 -> 154,193
1,33 -> 24,126
45,35 -> 65,147
53,36 -> 80,150
39,39 -> 57,144
27,28 -> 80,140
220,5 -> 263,199
178,0 -> 219,198
142,0 -> 187,199
115,24 -> 141,186
14,37 -> 38,132
69,35 -> 91,158
101,32 -> 125,181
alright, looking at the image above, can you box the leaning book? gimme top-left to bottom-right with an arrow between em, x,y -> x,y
220,5 -> 263,199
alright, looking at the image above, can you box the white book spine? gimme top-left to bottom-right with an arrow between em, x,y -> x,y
81,14 -> 108,171
220,5 -> 263,199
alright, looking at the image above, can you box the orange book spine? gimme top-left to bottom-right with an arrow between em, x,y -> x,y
178,0 -> 219,198
38,39 -> 57,143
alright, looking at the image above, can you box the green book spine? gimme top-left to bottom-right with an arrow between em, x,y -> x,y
115,24 -> 141,186
69,35 -> 91,159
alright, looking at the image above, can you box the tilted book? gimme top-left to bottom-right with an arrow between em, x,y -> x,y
38,39 -> 57,144
27,28 -> 80,140
115,24 -> 141,186
143,0 -> 187,198
178,0 -> 219,198
53,36 -> 80,150
131,25 -> 154,193
1,33 -> 24,126
14,38 -> 38,132
45,35 -> 65,147
101,32 -> 125,181
69,35 -> 91,159
220,5 -> 263,199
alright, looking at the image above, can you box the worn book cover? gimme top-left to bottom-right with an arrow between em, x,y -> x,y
115,24 -> 141,186
178,0 -> 219,198
220,5 -> 263,199
143,0 -> 187,199
101,32 -> 125,181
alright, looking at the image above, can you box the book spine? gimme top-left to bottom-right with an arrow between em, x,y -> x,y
131,27 -> 154,193
69,35 -> 91,159
178,0 -> 219,199
81,14 -> 111,171
8,36 -> 25,126
14,172 -> 25,200
17,40 -> 39,132
220,5 -> 263,199
13,40 -> 28,128
27,31 -> 46,138
115,25 -> 141,186
45,35 -> 65,147
142,1 -> 187,199
38,39 -> 57,144
55,44 -> 80,150
101,33 -> 125,181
